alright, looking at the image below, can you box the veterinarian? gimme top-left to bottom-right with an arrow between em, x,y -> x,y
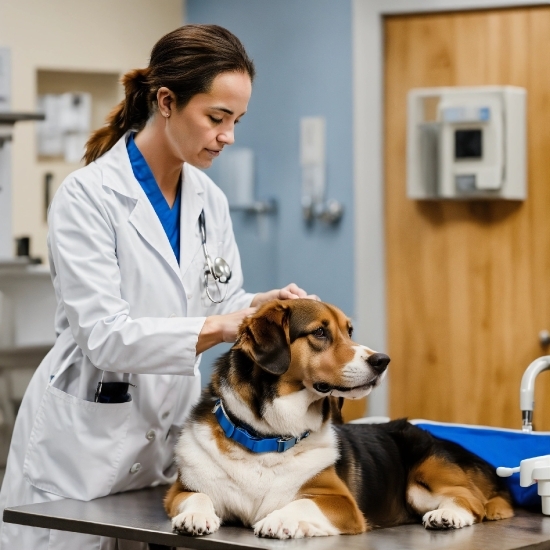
0,25 -> 315,550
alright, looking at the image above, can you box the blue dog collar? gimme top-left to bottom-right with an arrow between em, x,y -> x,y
212,399 -> 310,453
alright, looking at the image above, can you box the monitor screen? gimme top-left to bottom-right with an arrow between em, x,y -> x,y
455,129 -> 482,160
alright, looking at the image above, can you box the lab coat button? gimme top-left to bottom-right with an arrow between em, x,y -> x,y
146,429 -> 156,441
161,411 -> 170,420
187,293 -> 192,299
169,313 -> 176,318
130,463 -> 142,474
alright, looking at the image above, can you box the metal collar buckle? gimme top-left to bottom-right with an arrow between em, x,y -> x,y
277,431 -> 310,452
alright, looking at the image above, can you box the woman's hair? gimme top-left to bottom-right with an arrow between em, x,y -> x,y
84,24 -> 255,164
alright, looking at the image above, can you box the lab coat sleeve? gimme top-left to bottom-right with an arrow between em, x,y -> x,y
211,197 -> 256,315
48,177 -> 204,376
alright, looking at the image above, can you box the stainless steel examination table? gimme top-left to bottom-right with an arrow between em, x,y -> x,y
4,485 -> 550,550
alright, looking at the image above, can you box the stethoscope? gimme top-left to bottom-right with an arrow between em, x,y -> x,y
199,209 -> 232,303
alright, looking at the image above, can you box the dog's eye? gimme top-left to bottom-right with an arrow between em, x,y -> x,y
348,326 -> 353,338
313,327 -> 326,339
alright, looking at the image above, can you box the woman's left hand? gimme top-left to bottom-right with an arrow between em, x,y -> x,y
251,283 -> 320,308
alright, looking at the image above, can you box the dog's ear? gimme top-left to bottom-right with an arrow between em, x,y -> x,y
233,301 -> 291,375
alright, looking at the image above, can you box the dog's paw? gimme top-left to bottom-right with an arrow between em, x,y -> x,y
172,511 -> 221,536
422,507 -> 474,530
485,496 -> 514,521
254,510 -> 337,539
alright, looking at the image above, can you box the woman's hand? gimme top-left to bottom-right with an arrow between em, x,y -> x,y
196,307 -> 256,355
250,283 -> 320,308
196,284 -> 319,355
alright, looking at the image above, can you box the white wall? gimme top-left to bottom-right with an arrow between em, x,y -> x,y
0,0 -> 183,261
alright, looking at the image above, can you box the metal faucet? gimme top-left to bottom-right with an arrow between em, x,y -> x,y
520,356 -> 550,432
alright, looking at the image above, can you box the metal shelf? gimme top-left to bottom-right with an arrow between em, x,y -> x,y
229,200 -> 277,214
0,112 -> 45,125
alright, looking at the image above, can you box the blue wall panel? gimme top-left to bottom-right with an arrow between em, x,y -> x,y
186,0 -> 355,384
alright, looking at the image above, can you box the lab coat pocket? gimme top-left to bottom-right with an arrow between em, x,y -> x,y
23,385 -> 131,501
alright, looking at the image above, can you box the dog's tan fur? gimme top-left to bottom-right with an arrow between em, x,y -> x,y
297,466 -> 367,534
408,455 -> 514,525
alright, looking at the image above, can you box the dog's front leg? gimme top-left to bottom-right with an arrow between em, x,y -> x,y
164,479 -> 221,536
254,466 -> 367,539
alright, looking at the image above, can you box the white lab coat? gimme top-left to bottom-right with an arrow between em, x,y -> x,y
0,133 -> 254,550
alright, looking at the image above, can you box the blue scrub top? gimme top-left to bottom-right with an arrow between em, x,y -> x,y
127,133 -> 181,264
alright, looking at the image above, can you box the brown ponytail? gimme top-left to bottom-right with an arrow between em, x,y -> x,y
84,69 -> 150,164
84,25 -> 255,165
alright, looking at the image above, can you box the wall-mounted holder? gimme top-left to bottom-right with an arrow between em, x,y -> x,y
229,199 -> 277,215
407,86 -> 526,200
212,147 -> 277,220
302,196 -> 344,225
300,116 -> 344,226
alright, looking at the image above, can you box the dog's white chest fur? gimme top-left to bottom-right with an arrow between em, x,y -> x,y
175,419 -> 338,526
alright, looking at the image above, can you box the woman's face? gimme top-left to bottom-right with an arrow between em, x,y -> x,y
163,71 -> 252,169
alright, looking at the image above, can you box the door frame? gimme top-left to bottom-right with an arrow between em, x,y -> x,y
352,0 -> 548,416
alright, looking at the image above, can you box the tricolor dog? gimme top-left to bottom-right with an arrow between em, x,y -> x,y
165,299 -> 513,538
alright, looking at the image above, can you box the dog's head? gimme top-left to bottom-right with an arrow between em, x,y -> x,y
232,299 -> 389,401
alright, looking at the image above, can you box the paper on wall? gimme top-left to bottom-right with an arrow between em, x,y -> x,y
37,92 -> 91,162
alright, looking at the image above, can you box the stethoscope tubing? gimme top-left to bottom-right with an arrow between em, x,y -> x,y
199,209 -> 231,304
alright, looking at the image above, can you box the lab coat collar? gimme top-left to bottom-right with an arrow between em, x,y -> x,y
96,132 -> 205,282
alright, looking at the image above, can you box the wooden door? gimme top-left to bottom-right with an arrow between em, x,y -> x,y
385,7 -> 550,429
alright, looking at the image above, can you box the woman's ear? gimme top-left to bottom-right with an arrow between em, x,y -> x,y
233,301 -> 291,375
157,87 -> 175,118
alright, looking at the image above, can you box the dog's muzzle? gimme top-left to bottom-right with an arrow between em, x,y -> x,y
312,353 -> 390,395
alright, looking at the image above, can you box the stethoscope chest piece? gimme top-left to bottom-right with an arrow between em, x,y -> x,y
211,256 -> 232,283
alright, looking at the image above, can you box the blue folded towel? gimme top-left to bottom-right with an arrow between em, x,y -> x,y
413,420 -> 550,508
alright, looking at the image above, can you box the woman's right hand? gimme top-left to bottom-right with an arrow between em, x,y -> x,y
196,307 -> 256,355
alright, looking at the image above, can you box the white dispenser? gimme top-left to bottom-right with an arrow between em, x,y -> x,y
407,86 -> 526,200
498,456 -> 550,515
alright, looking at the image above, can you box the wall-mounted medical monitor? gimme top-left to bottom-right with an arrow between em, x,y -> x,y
407,86 -> 526,200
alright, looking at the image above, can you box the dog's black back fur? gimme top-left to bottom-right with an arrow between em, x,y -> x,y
334,420 -> 508,528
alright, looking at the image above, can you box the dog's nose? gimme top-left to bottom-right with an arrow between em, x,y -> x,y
366,352 -> 390,374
